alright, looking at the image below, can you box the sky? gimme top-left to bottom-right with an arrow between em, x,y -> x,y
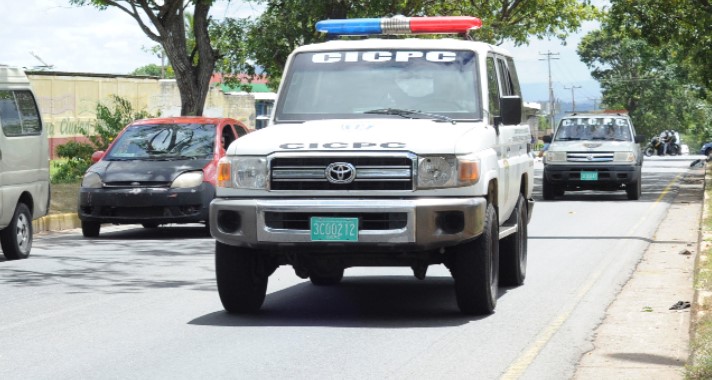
0,0 -> 603,103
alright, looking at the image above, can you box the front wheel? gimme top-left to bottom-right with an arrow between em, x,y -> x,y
500,195 -> 528,286
0,203 -> 33,260
542,176 -> 560,200
626,179 -> 642,200
451,203 -> 499,315
81,221 -> 101,238
215,242 -> 268,313
644,146 -> 655,157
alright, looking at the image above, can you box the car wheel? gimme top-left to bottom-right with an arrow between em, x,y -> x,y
310,269 -> 345,286
0,203 -> 33,260
215,241 -> 268,314
81,221 -> 101,238
451,203 -> 499,315
626,179 -> 641,200
542,176 -> 557,200
500,195 -> 527,286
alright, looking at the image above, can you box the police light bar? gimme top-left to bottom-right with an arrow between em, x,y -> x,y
315,16 -> 482,36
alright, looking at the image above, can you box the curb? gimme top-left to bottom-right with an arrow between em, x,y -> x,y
33,213 -> 81,233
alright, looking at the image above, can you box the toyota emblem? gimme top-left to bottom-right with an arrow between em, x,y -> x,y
325,162 -> 356,184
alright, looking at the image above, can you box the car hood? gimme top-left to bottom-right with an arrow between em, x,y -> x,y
229,119 -> 491,155
90,158 -> 211,183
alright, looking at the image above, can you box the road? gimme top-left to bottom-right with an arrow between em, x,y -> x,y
0,156 -> 701,379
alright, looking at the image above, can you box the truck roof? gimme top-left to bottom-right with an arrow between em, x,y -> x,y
292,37 -> 511,57
0,65 -> 31,88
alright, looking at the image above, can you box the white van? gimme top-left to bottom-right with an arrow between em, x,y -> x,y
0,65 -> 50,260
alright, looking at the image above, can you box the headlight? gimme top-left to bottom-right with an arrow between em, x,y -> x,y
417,156 -> 479,189
171,171 -> 204,188
81,172 -> 102,188
614,151 -> 636,162
223,156 -> 269,189
544,151 -> 566,162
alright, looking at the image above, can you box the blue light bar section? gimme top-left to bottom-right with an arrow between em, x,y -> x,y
315,18 -> 382,35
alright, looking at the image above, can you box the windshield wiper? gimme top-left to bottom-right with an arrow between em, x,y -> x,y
555,137 -> 581,141
364,108 -> 455,124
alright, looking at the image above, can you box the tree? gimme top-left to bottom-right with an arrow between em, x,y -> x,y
70,0 -> 221,116
607,0 -> 712,98
577,21 -> 708,140
220,0 -> 599,88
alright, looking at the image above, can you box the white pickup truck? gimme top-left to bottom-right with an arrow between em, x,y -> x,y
210,16 -> 534,315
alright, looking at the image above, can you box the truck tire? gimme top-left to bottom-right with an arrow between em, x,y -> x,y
310,269 -> 345,286
215,241 -> 268,313
0,203 -> 33,260
500,195 -> 528,286
626,179 -> 641,200
81,221 -> 101,238
452,203 -> 499,315
542,176 -> 555,200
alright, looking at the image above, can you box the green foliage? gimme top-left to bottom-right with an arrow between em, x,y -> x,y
51,95 -> 156,184
131,63 -> 175,78
215,0 -> 599,90
577,20 -> 712,141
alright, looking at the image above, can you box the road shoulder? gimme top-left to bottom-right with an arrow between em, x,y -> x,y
575,165 -> 704,379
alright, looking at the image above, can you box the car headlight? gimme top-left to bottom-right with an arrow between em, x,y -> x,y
219,156 -> 269,189
81,172 -> 103,188
544,151 -> 566,162
613,151 -> 636,162
171,171 -> 204,188
417,156 -> 479,189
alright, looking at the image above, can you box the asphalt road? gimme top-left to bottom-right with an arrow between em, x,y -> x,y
0,156 -> 700,379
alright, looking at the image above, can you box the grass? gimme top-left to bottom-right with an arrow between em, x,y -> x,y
687,165 -> 712,379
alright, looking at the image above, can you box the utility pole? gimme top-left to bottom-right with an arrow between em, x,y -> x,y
564,85 -> 582,112
587,97 -> 601,111
539,51 -> 559,131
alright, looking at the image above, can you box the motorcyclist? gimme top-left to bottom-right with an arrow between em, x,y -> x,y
659,130 -> 673,155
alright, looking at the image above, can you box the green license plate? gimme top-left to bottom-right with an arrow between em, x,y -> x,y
580,171 -> 598,181
310,217 -> 359,241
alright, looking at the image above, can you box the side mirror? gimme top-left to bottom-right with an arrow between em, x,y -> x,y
542,135 -> 552,143
634,135 -> 646,144
499,96 -> 522,126
91,151 -> 105,163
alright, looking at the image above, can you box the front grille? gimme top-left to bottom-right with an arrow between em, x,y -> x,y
270,155 -> 414,191
567,152 -> 614,162
102,181 -> 171,188
264,212 -> 408,230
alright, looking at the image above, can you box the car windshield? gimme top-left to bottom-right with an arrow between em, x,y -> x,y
554,117 -> 632,141
274,49 -> 482,122
105,123 -> 216,160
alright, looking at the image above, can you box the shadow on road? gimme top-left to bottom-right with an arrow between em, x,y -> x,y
189,275 -> 519,328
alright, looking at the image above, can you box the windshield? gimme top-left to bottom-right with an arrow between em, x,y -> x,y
275,50 -> 481,122
105,123 -> 216,160
554,117 -> 632,141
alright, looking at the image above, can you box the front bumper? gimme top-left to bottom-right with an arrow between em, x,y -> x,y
544,164 -> 641,189
210,197 -> 486,251
78,183 -> 214,224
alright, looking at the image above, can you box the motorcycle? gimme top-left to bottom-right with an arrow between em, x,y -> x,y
644,136 -> 680,156
644,136 -> 662,157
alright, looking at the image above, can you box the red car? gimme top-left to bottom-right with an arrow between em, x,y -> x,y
78,116 -> 249,237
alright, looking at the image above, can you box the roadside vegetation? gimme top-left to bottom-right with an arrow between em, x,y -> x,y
687,165 -> 712,379
50,95 -> 155,184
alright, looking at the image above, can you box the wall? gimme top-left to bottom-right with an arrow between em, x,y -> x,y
27,71 -> 256,158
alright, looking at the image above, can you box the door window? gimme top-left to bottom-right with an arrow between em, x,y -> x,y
0,90 -> 42,137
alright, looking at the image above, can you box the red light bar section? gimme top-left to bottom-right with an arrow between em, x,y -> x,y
409,16 -> 482,34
